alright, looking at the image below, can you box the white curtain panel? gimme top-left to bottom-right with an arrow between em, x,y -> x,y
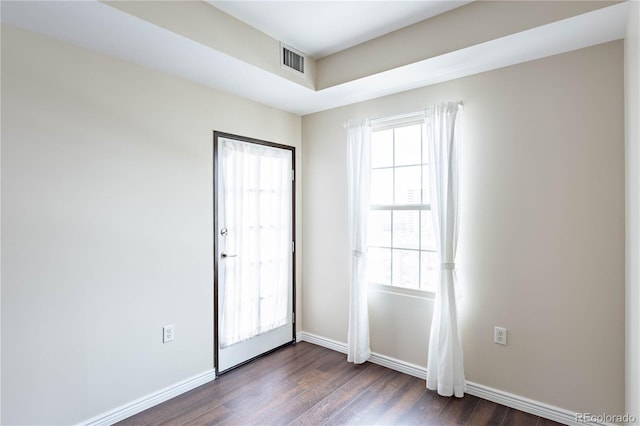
346,119 -> 372,364
425,102 -> 466,397
219,139 -> 292,348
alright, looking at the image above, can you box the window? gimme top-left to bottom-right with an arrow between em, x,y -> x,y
368,117 -> 439,293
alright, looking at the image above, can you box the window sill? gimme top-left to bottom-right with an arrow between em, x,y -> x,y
369,283 -> 435,300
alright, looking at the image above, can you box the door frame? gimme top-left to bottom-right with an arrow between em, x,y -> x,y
213,131 -> 296,375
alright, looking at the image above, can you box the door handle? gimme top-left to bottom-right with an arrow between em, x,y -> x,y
221,252 -> 237,258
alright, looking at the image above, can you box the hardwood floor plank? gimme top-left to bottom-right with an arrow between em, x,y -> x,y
396,386 -> 451,425
167,344 -> 335,425
502,407 -> 539,426
324,369 -> 415,425
117,342 -> 565,426
218,368 -> 329,425
370,376 -> 429,425
117,342 -> 322,426
438,394 -> 481,425
181,404 -> 234,426
289,363 -> 390,425
536,416 -> 565,426
249,351 -> 367,425
466,398 -> 509,426
222,349 -> 335,415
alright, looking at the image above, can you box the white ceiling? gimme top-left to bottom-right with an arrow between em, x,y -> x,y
0,1 -> 631,116
207,1 -> 473,58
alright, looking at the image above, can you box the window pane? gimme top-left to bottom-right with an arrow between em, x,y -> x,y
368,210 -> 391,247
393,210 -> 419,249
421,211 -> 437,250
394,166 -> 421,204
369,248 -> 391,285
422,132 -> 430,164
372,129 -> 393,168
394,125 -> 421,166
422,165 -> 430,204
392,249 -> 419,289
368,120 -> 436,294
371,168 -> 393,205
420,251 -> 440,292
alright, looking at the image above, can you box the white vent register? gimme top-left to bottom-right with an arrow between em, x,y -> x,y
281,43 -> 305,74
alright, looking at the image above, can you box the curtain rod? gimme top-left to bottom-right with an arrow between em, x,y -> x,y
370,111 -> 425,126
344,101 -> 463,129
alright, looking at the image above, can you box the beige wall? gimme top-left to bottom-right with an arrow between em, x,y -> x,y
105,1 -> 316,90
625,0 -> 640,422
302,41 -> 625,415
316,1 -> 617,89
1,8 -> 631,425
0,25 -> 302,425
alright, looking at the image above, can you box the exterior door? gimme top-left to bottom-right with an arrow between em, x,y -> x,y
214,132 -> 295,374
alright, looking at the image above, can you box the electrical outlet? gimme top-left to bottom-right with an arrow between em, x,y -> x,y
494,326 -> 507,345
163,324 -> 174,343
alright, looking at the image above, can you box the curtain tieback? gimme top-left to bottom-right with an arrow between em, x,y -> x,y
440,262 -> 455,270
352,250 -> 366,258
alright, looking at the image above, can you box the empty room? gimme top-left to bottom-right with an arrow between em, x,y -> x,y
1,1 -> 639,425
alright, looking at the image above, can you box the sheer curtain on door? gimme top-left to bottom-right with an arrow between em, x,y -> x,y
425,101 -> 465,397
219,139 -> 292,348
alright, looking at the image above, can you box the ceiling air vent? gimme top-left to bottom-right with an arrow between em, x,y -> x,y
281,43 -> 305,74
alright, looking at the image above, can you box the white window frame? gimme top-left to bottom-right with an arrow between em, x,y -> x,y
368,112 -> 437,298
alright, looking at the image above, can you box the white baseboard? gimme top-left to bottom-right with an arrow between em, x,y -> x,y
296,331 -> 610,426
78,334 -> 614,426
298,331 -> 348,355
81,369 -> 216,426
464,381 -> 603,426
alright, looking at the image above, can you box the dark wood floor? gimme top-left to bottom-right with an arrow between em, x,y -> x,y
118,342 -> 563,425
